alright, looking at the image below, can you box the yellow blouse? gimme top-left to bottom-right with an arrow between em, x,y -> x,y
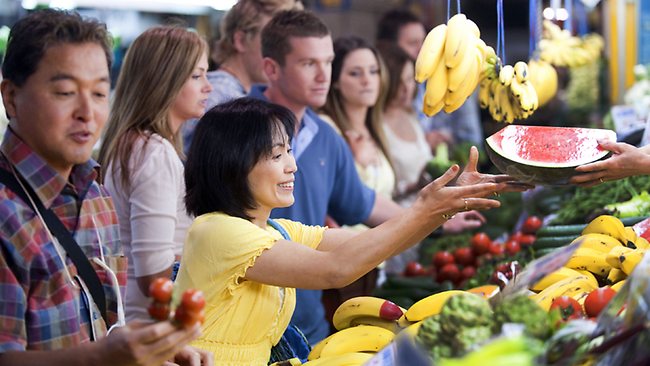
174,213 -> 325,366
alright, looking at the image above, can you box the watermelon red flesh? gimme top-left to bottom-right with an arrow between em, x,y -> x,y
633,218 -> 650,241
487,126 -> 616,168
485,125 -> 617,186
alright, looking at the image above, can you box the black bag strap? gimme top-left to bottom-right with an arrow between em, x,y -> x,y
0,168 -> 107,321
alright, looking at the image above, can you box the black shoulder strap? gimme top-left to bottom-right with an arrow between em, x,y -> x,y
0,168 -> 107,321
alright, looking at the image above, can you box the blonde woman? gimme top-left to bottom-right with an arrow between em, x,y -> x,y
99,26 -> 212,321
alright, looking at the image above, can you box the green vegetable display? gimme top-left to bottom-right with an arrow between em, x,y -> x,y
492,294 -> 552,340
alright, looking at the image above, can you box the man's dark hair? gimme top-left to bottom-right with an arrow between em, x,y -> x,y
185,97 -> 296,219
2,9 -> 112,86
261,9 -> 329,66
376,8 -> 422,43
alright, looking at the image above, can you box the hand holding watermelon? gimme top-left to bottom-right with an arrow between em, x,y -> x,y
572,140 -> 650,186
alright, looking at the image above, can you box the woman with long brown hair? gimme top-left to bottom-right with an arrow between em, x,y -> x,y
98,26 -> 212,321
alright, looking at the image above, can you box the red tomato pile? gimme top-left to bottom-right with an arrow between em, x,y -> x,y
147,277 -> 206,328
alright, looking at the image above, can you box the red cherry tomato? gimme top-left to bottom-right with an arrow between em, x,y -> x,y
453,247 -> 475,266
174,305 -> 205,328
149,277 -> 173,303
489,241 -> 505,256
504,240 -> 521,256
584,287 -> 617,318
436,263 -> 461,285
550,296 -> 584,321
432,251 -> 455,268
404,261 -> 427,277
180,289 -> 206,313
522,216 -> 543,234
461,266 -> 476,280
148,302 -> 171,321
471,232 -> 492,255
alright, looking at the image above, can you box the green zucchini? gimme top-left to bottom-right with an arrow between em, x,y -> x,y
533,235 -> 579,249
620,216 -> 648,226
536,224 -> 586,237
533,247 -> 561,258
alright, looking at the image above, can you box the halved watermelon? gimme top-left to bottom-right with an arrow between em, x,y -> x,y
485,125 -> 617,185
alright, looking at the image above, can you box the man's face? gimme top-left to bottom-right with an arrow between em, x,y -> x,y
398,22 -> 426,60
274,35 -> 334,110
1,42 -> 110,176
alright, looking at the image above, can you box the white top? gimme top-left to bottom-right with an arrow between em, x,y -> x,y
105,133 -> 191,321
382,115 -> 433,207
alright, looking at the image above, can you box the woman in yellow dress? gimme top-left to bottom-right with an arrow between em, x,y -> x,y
174,97 -> 522,365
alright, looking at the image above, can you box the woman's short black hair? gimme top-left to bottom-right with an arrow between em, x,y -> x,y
185,97 -> 296,219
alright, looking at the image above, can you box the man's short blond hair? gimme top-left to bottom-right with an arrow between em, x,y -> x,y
215,0 -> 302,64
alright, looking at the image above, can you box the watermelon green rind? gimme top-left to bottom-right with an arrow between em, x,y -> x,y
485,125 -> 616,186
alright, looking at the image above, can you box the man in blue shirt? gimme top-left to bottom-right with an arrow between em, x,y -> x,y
250,10 -> 404,344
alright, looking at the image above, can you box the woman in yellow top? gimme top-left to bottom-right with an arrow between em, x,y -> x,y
174,97 -> 520,365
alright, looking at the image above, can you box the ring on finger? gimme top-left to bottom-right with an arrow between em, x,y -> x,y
599,178 -> 604,183
442,213 -> 454,220
493,191 -> 499,197
463,198 -> 469,211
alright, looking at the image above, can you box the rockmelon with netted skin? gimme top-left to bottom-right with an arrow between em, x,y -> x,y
486,125 -> 616,186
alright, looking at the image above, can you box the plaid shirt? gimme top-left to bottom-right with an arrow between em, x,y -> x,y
0,128 -> 126,352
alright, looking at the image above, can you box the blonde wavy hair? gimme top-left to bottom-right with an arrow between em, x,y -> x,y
98,26 -> 207,189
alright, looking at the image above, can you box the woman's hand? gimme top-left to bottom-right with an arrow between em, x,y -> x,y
414,165 -> 504,219
571,140 -> 650,186
455,146 -> 534,192
442,210 -> 486,234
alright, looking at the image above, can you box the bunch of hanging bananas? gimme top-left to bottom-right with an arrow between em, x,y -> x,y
415,13 -> 489,116
478,59 -> 539,123
539,20 -> 604,68
529,215 -> 648,311
527,59 -> 558,107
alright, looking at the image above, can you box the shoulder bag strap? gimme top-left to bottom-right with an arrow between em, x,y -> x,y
0,168 -> 107,321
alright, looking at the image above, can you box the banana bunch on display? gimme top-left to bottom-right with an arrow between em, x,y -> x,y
331,296 -> 404,333
415,13 -> 488,116
527,59 -> 558,107
478,60 -> 539,123
539,20 -> 604,68
529,215 -> 649,311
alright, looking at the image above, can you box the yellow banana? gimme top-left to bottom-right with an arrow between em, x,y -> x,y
302,352 -> 374,366
401,320 -> 424,339
582,215 -> 630,246
415,24 -> 447,83
565,247 -> 612,277
332,296 -> 403,331
620,249 -> 648,275
498,64 -> 515,86
635,235 -> 650,249
308,332 -> 335,360
478,78 -> 491,108
606,267 -> 627,284
444,13 -> 470,68
488,80 -> 503,122
466,18 -> 481,38
423,57 -> 448,108
574,233 -> 623,253
423,99 -> 444,117
397,313 -> 412,329
405,290 -> 466,321
499,81 -> 516,123
513,61 -> 529,82
448,41 -> 477,92
611,279 -> 626,292
349,316 -> 401,333
531,274 -> 598,311
319,325 -> 394,357
530,267 -> 586,292
605,246 -> 636,268
509,78 -> 534,112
